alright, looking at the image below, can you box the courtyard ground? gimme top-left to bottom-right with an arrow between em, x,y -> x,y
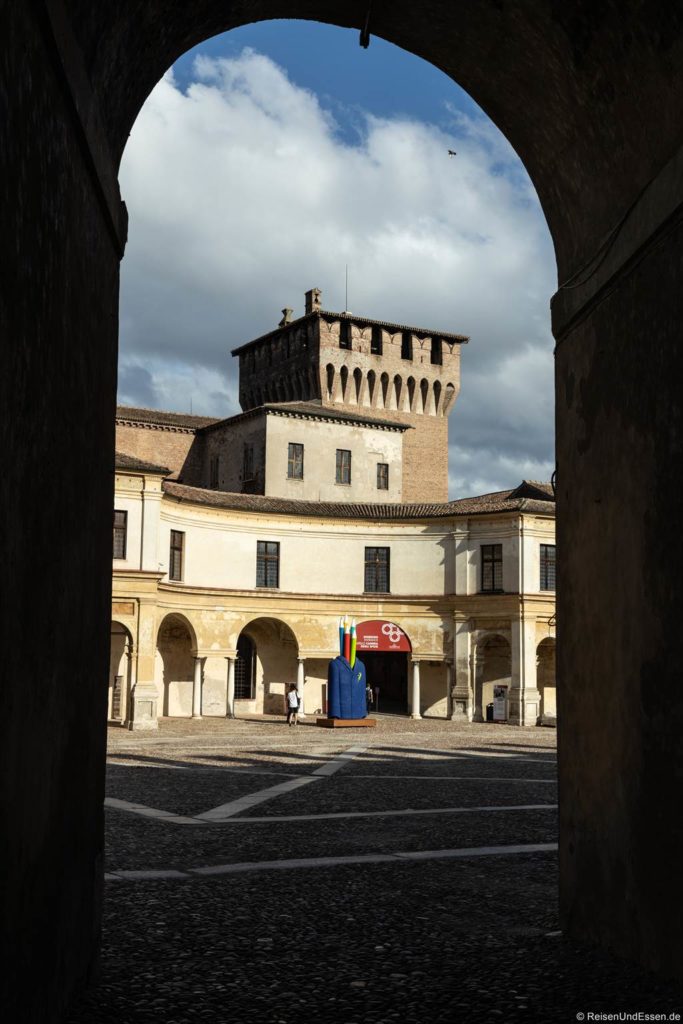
66,715 -> 682,1023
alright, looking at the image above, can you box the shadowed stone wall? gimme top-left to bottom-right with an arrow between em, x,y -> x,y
2,2 -> 683,1020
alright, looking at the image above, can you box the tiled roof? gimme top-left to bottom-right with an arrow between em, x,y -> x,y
116,405 -> 219,431
231,310 -> 469,355
200,400 -> 409,434
162,482 -> 555,521
115,452 -> 170,475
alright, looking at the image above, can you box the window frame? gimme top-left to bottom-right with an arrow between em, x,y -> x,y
287,442 -> 304,480
113,510 -> 127,560
169,530 -> 185,582
480,543 -> 503,593
339,321 -> 352,349
209,454 -> 220,489
336,448 -> 352,485
430,336 -> 443,365
376,463 -> 389,490
364,547 -> 391,594
401,331 -> 413,360
242,443 -> 254,482
540,543 -> 556,591
371,325 -> 383,355
256,540 -> 280,589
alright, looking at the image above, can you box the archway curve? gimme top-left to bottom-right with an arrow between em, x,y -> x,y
474,632 -> 511,723
234,615 -> 301,714
155,612 -> 199,716
109,621 -> 133,722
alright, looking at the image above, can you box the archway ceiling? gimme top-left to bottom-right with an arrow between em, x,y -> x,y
65,0 -> 683,277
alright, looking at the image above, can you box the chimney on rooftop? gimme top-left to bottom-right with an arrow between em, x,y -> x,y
305,287 -> 322,315
278,308 -> 293,327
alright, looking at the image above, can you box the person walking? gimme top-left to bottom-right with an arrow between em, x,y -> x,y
286,683 -> 300,726
366,683 -> 374,715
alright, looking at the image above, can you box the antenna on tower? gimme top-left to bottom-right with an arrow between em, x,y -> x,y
345,264 -> 349,312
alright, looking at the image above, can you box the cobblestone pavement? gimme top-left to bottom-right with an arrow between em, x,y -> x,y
66,716 -> 682,1023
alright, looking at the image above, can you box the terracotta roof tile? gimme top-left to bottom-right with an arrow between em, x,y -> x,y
163,482 -> 555,521
200,400 -> 409,434
115,452 -> 170,475
116,405 -> 219,431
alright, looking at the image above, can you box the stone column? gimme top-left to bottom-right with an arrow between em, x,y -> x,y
192,656 -> 203,719
410,659 -> 421,719
226,657 -> 235,719
509,614 -> 540,726
471,646 -> 483,723
452,614 -> 472,719
297,658 -> 306,718
445,661 -> 453,719
127,599 -> 159,730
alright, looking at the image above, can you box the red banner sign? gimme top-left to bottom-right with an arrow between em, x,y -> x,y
356,620 -> 412,653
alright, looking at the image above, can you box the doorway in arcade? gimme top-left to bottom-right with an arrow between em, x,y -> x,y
361,651 -> 409,714
356,620 -> 413,715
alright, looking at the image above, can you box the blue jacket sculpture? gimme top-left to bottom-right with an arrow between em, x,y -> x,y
327,656 -> 367,719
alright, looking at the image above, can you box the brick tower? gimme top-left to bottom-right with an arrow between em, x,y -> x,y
232,288 -> 468,502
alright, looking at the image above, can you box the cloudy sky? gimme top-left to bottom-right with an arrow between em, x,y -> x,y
118,21 -> 557,498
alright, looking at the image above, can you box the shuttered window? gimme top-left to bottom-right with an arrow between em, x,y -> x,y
336,449 -> 351,485
113,510 -> 127,560
288,443 -> 304,479
377,463 -> 389,490
169,530 -> 184,582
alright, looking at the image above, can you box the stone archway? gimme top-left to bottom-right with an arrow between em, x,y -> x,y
109,622 -> 133,723
155,613 -> 197,717
537,637 -> 557,726
474,633 -> 512,723
236,617 -> 300,715
4,5 -> 683,1014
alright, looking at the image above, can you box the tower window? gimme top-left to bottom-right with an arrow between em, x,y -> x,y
377,463 -> 389,490
401,332 -> 413,360
288,443 -> 304,480
256,540 -> 280,588
480,544 -> 503,592
339,321 -> 352,349
540,544 -> 556,591
371,325 -> 383,355
430,337 -> 442,365
113,510 -> 127,560
365,547 -> 390,593
336,449 -> 352,485
243,444 -> 254,481
209,455 -> 219,489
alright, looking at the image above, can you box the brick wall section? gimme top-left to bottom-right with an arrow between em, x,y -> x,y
115,422 -> 205,483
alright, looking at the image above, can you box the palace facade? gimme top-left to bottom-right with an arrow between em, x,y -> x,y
111,290 -> 555,728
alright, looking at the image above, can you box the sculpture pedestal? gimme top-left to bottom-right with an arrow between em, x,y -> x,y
316,717 -> 377,728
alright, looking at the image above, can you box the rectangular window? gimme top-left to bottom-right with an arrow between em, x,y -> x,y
113,510 -> 127,560
371,325 -> 383,355
480,544 -> 503,592
430,336 -> 442,365
336,449 -> 352,485
339,321 -> 352,349
377,463 -> 389,490
169,530 -> 184,582
243,443 -> 254,481
540,543 -> 556,591
209,455 -> 219,489
287,442 -> 304,480
401,331 -> 413,360
256,540 -> 280,588
365,547 -> 390,593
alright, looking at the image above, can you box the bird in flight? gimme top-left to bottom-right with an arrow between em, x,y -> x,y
448,149 -> 457,156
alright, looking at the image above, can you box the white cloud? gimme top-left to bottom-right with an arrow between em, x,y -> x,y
119,47 -> 556,495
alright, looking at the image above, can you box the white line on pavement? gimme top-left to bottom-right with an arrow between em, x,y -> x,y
105,842 -> 558,881
225,803 -> 558,823
104,797 -> 203,825
194,745 -> 367,821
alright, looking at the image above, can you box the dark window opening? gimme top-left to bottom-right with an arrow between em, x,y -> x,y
209,455 -> 219,489
243,443 -> 254,481
113,510 -> 127,560
540,544 -> 556,591
336,449 -> 352,485
371,325 -> 383,355
365,547 -> 390,593
377,463 -> 389,490
430,337 -> 442,365
401,332 -> 413,360
235,634 -> 255,699
339,321 -> 352,349
288,442 -> 304,480
257,540 -> 280,588
169,530 -> 184,582
481,544 -> 503,592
